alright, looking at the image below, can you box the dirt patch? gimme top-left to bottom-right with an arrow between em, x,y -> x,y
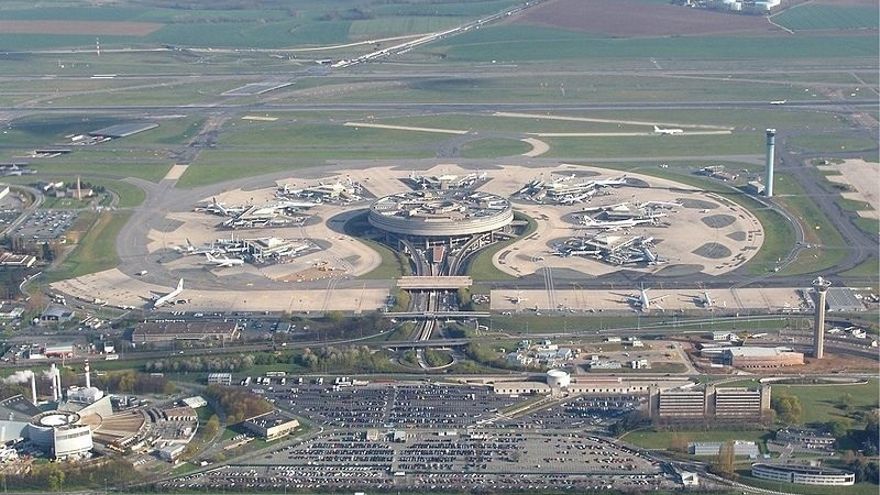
515,0 -> 782,37
0,20 -> 163,36
692,242 -> 732,259
701,214 -> 736,229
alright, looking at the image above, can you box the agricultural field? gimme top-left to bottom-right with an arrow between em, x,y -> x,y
516,0 -> 779,37
774,4 -> 880,31
430,25 -> 877,63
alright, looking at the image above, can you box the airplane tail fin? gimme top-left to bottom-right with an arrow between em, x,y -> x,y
205,252 -> 215,262
653,125 -> 660,132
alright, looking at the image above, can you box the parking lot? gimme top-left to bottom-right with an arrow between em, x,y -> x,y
164,431 -> 677,492
264,382 -> 524,428
13,209 -> 77,241
497,395 -> 642,430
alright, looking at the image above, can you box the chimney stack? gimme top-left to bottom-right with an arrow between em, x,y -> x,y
84,361 -> 91,389
30,372 -> 37,405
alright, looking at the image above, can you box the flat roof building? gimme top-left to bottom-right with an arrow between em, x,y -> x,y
242,411 -> 299,442
207,373 -> 232,386
723,347 -> 804,368
132,320 -> 239,344
751,463 -> 854,486
650,385 -> 770,421
690,440 -> 759,457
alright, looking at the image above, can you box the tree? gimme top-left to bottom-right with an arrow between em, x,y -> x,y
44,464 -> 64,492
826,418 -> 852,438
771,393 -> 803,425
205,414 -> 220,437
837,393 -> 854,412
712,441 -> 735,477
670,433 -> 691,453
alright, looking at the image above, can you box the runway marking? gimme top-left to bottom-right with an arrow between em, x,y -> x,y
494,111 -> 733,131
343,122 -> 468,135
163,164 -> 189,181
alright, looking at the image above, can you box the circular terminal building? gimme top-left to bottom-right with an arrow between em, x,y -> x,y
369,190 -> 513,243
546,369 -> 571,388
28,410 -> 93,460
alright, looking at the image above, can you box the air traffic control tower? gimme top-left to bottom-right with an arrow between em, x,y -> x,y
812,276 -> 831,359
765,129 -> 776,198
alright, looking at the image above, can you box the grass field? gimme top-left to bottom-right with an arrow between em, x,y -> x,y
840,257 -> 879,278
773,173 -> 849,275
46,211 -> 131,282
545,132 -> 763,158
788,134 -> 879,155
87,179 -> 146,208
774,4 -> 880,31
773,379 -> 879,426
466,213 -> 536,281
458,138 -> 532,158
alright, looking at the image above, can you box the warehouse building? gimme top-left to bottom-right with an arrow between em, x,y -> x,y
722,347 -> 804,368
207,373 -> 233,386
242,411 -> 299,441
132,320 -> 239,344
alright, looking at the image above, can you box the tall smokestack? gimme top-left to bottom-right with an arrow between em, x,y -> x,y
812,276 -> 831,359
30,373 -> 37,405
765,129 -> 776,197
50,363 -> 58,401
84,361 -> 91,389
56,366 -> 62,400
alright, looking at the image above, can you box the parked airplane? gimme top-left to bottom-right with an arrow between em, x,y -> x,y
578,215 -> 657,231
770,100 -> 787,105
653,125 -> 684,135
153,279 -> 184,308
618,287 -> 668,312
507,292 -> 528,305
205,253 -> 245,268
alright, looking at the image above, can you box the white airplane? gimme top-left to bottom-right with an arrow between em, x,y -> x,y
507,292 -> 528,305
653,125 -> 684,135
619,287 -> 668,312
174,239 -> 216,255
205,253 -> 245,268
770,100 -> 787,105
578,215 -> 657,231
153,279 -> 184,308
698,291 -> 715,308
592,176 -> 629,187
558,190 -> 597,205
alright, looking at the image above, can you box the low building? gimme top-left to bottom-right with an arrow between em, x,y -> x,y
751,463 -> 855,486
39,306 -> 75,325
242,411 -> 299,441
723,347 -> 804,368
182,396 -> 207,409
158,443 -> 186,462
44,343 -> 74,358
207,373 -> 232,386
690,440 -> 759,457
132,320 -> 239,344
0,252 -> 36,268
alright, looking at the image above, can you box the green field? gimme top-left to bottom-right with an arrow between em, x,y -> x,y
789,134 -> 879,155
46,211 -> 131,282
773,379 -> 879,426
545,132 -> 763,158
432,26 -> 878,62
773,173 -> 849,275
774,4 -> 880,31
459,137 -> 531,158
